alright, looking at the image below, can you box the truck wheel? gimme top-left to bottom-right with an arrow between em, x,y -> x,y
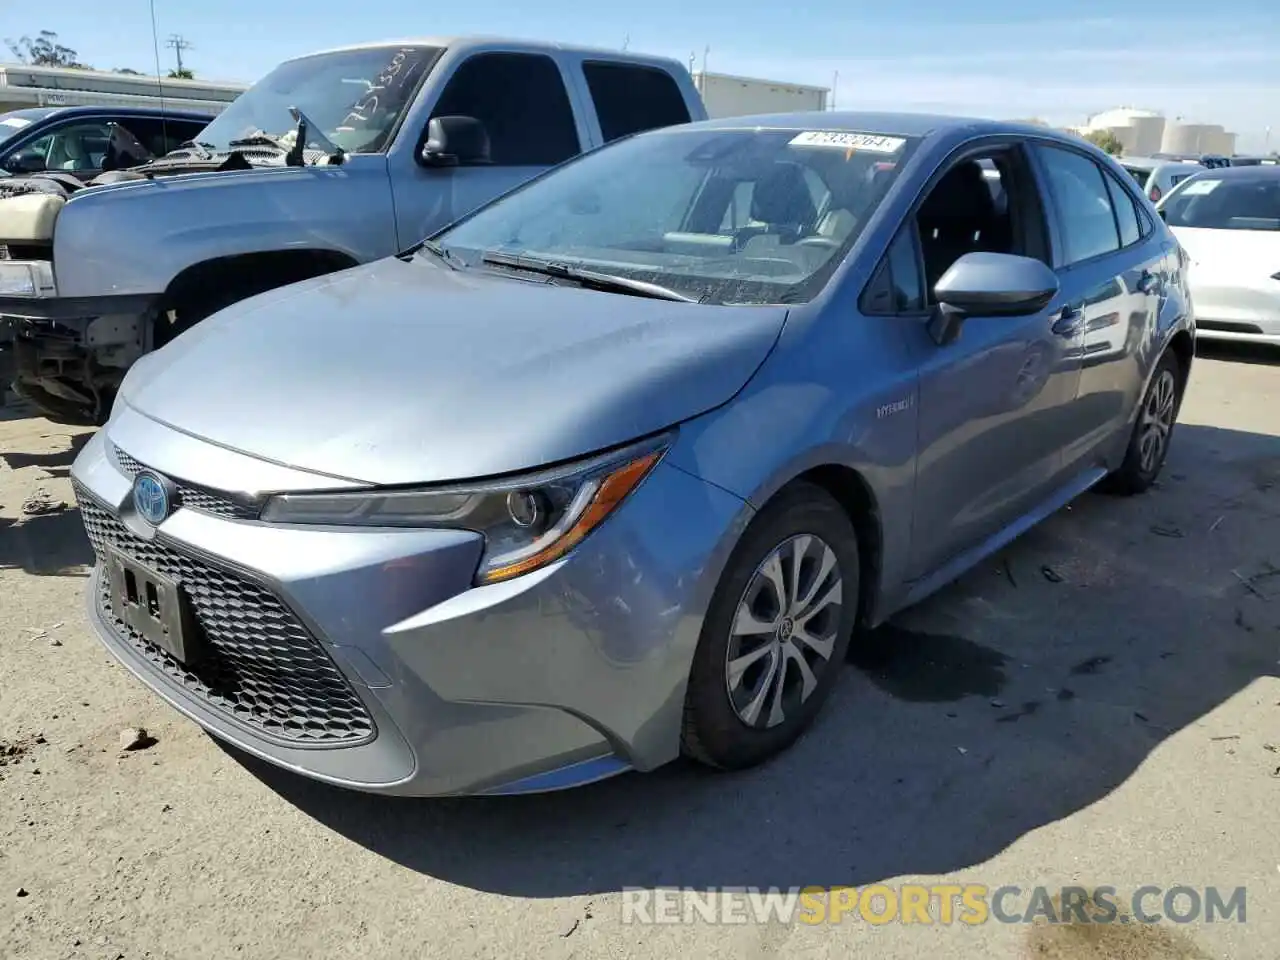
681,482 -> 859,770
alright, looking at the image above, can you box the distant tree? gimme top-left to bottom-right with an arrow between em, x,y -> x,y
167,67 -> 194,79
6,31 -> 88,68
1083,129 -> 1124,155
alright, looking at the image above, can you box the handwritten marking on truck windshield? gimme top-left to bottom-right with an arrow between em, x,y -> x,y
790,132 -> 907,154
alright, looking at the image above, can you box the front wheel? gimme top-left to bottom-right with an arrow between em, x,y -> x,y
681,482 -> 860,770
1098,349 -> 1185,496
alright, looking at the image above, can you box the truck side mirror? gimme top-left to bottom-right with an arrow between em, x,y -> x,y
4,150 -> 46,174
419,116 -> 491,168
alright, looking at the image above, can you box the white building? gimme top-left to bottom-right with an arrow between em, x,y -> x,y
1071,106 -> 1236,157
691,71 -> 829,118
0,62 -> 245,115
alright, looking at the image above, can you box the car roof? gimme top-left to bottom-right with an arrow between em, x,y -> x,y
24,105 -> 215,121
650,110 -> 1085,142
1179,164 -> 1280,183
294,35 -> 687,71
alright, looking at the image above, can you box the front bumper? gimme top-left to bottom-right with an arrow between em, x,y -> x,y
1189,280 -> 1280,344
70,406 -> 750,796
0,287 -> 160,421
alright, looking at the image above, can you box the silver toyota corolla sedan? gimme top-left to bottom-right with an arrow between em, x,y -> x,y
70,111 -> 1194,797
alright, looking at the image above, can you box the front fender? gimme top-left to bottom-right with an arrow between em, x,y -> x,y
50,158 -> 397,299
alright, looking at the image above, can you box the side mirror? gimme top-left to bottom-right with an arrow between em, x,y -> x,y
4,151 -> 46,174
419,115 -> 491,168
928,252 -> 1059,346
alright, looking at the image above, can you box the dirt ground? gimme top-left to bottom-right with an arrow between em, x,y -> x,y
1,344 -> 1278,960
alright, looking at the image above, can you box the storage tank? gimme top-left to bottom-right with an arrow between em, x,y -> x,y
1081,108 -> 1166,156
1162,122 -> 1228,156
692,72 -> 829,119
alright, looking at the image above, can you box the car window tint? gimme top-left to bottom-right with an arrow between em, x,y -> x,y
113,117 -> 207,159
431,53 -> 580,165
582,62 -> 691,143
1035,145 -> 1121,265
1101,168 -> 1142,247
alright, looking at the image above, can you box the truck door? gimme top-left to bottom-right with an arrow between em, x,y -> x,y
390,52 -> 586,249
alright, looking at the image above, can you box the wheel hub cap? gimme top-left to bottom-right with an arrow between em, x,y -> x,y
724,534 -> 844,730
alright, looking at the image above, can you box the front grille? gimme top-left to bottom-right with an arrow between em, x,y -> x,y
74,483 -> 376,746
0,242 -> 51,261
113,445 -> 260,521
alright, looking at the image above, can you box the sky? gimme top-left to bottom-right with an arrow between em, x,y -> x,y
2,0 -> 1277,152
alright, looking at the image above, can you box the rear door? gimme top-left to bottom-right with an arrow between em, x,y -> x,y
390,51 -> 586,248
1029,142 -> 1165,474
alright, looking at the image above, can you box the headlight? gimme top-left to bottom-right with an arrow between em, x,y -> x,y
0,260 -> 55,298
259,437 -> 670,585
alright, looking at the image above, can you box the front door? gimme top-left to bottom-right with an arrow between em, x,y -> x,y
906,144 -> 1085,579
389,51 -> 588,250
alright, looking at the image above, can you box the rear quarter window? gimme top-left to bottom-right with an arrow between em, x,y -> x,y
582,61 -> 692,143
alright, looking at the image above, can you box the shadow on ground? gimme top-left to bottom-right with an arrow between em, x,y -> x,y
1196,340 -> 1280,367
0,431 -> 90,477
226,419 -> 1280,900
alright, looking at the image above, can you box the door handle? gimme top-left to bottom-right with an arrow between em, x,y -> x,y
1137,270 -> 1160,295
1050,303 -> 1082,337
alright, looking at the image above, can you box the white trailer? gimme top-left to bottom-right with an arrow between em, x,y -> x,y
691,71 -> 829,119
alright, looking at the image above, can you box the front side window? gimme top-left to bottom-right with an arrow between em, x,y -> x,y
434,127 -> 919,305
196,45 -> 444,154
1035,144 -> 1121,265
430,52 -> 580,165
1161,176 -> 1280,230
583,61 -> 691,143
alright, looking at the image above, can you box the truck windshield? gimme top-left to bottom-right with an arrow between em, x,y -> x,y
196,45 -> 445,155
434,126 -> 920,305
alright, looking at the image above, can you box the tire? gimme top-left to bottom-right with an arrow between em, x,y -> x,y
1098,349 -> 1184,496
681,481 -> 860,770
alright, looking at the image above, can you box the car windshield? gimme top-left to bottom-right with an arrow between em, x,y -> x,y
0,109 -> 54,148
1162,175 -> 1280,230
196,45 -> 445,155
433,126 -> 920,305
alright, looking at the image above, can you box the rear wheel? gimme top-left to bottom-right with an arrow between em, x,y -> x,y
681,482 -> 859,770
1098,349 -> 1184,495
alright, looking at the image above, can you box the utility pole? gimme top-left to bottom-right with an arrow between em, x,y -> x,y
166,34 -> 192,75
831,70 -> 838,110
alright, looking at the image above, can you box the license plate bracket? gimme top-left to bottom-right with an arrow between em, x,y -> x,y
105,547 -> 201,665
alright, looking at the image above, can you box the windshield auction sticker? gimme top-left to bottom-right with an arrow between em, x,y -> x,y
789,131 -> 906,153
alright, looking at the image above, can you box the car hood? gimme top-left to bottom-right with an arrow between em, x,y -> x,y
119,256 -> 787,486
1172,226 -> 1280,281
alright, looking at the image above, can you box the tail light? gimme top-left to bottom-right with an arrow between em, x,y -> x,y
1149,185 -> 1162,202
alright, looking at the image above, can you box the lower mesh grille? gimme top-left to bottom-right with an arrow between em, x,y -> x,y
112,445 -> 260,521
74,483 -> 375,746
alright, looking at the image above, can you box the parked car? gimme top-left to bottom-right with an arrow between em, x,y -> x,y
1118,155 -> 1204,203
0,105 -> 213,183
1156,165 -> 1280,345
70,112 -> 1194,797
0,37 -> 706,424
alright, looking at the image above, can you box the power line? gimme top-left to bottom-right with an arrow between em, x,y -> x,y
165,34 -> 192,75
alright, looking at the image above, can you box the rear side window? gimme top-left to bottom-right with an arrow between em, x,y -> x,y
582,61 -> 691,143
431,53 -> 580,165
1101,167 -> 1142,247
1034,144 -> 1121,266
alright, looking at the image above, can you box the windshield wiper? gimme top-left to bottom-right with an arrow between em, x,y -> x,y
480,251 -> 698,303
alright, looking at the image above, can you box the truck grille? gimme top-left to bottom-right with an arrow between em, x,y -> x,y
113,445 -> 260,521
74,483 -> 376,747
